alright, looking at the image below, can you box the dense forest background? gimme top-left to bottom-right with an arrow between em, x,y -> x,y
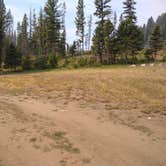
143,13 -> 166,47
0,0 -> 165,71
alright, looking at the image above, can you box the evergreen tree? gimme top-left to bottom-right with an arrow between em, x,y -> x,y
103,19 -> 114,61
156,13 -> 166,43
93,0 -> 112,63
75,0 -> 85,52
21,14 -> 29,55
119,14 -> 124,23
29,9 -> 33,48
93,19 -> 113,64
123,0 -> 137,23
3,9 -> 15,67
44,0 -> 61,53
144,17 -> 155,47
16,22 -> 22,52
144,13 -> 166,47
0,0 -> 6,66
92,22 -> 103,60
59,2 -> 66,57
5,9 -> 13,37
87,15 -> 92,51
113,11 -> 117,28
38,8 -> 47,55
69,41 -> 77,56
12,30 -> 17,46
150,26 -> 163,57
117,19 -> 143,63
4,42 -> 22,70
116,0 -> 143,63
31,9 -> 38,55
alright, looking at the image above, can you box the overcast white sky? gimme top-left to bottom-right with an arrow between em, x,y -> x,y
5,0 -> 166,43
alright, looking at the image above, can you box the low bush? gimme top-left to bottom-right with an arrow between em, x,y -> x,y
48,52 -> 58,68
60,56 -> 100,69
33,56 -> 48,70
22,56 -> 33,70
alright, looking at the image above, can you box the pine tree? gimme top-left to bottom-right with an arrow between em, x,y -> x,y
150,26 -> 163,58
93,0 -> 112,63
94,0 -> 112,21
21,14 -> 29,55
92,22 -> 103,60
144,13 -> 166,48
3,9 -> 15,65
144,17 -> 155,47
112,11 -> 117,37
16,22 -> 22,52
69,41 -> 77,56
12,30 -> 17,46
113,11 -> 117,28
93,19 -> 113,64
31,9 -> 38,55
59,2 -> 66,57
156,13 -> 166,44
29,9 -> 33,48
123,0 -> 137,23
116,0 -> 143,63
117,19 -> 143,63
0,0 -> 6,66
44,0 -> 61,54
75,0 -> 85,52
87,15 -> 92,51
5,9 -> 13,37
4,42 -> 22,70
38,8 -> 47,55
119,14 -> 124,23
104,20 -> 114,61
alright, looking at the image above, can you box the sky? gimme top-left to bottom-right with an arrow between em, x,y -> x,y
4,0 -> 166,44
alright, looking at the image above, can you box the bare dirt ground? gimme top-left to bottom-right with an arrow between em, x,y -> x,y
0,64 -> 166,166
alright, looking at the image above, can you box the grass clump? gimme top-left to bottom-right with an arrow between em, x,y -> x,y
53,131 -> 66,140
30,137 -> 37,142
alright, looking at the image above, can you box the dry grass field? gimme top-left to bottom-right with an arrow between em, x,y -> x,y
0,64 -> 166,166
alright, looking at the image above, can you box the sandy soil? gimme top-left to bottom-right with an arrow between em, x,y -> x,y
0,66 -> 166,166
0,94 -> 166,166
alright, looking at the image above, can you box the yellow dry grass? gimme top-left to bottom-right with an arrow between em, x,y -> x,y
0,65 -> 166,113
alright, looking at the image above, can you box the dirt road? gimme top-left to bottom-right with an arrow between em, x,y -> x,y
0,94 -> 166,166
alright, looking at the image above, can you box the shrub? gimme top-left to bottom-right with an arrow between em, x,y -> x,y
160,50 -> 166,62
144,49 -> 154,62
77,57 -> 88,67
61,56 -> 100,69
34,56 -> 48,70
163,54 -> 166,62
89,57 -> 100,66
48,52 -> 57,68
22,56 -> 33,70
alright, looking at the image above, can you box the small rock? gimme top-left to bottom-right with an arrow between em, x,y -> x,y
130,64 -> 136,68
141,64 -> 146,67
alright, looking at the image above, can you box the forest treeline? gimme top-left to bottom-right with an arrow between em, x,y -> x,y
0,0 -> 165,71
143,13 -> 166,47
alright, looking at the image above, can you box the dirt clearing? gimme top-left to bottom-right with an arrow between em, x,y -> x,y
0,65 -> 166,166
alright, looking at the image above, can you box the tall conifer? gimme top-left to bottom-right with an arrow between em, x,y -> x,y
75,0 -> 85,52
93,0 -> 112,63
44,0 -> 61,53
0,0 -> 6,65
150,26 -> 163,57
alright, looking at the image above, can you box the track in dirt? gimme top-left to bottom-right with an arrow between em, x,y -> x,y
0,95 -> 166,166
0,66 -> 166,166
